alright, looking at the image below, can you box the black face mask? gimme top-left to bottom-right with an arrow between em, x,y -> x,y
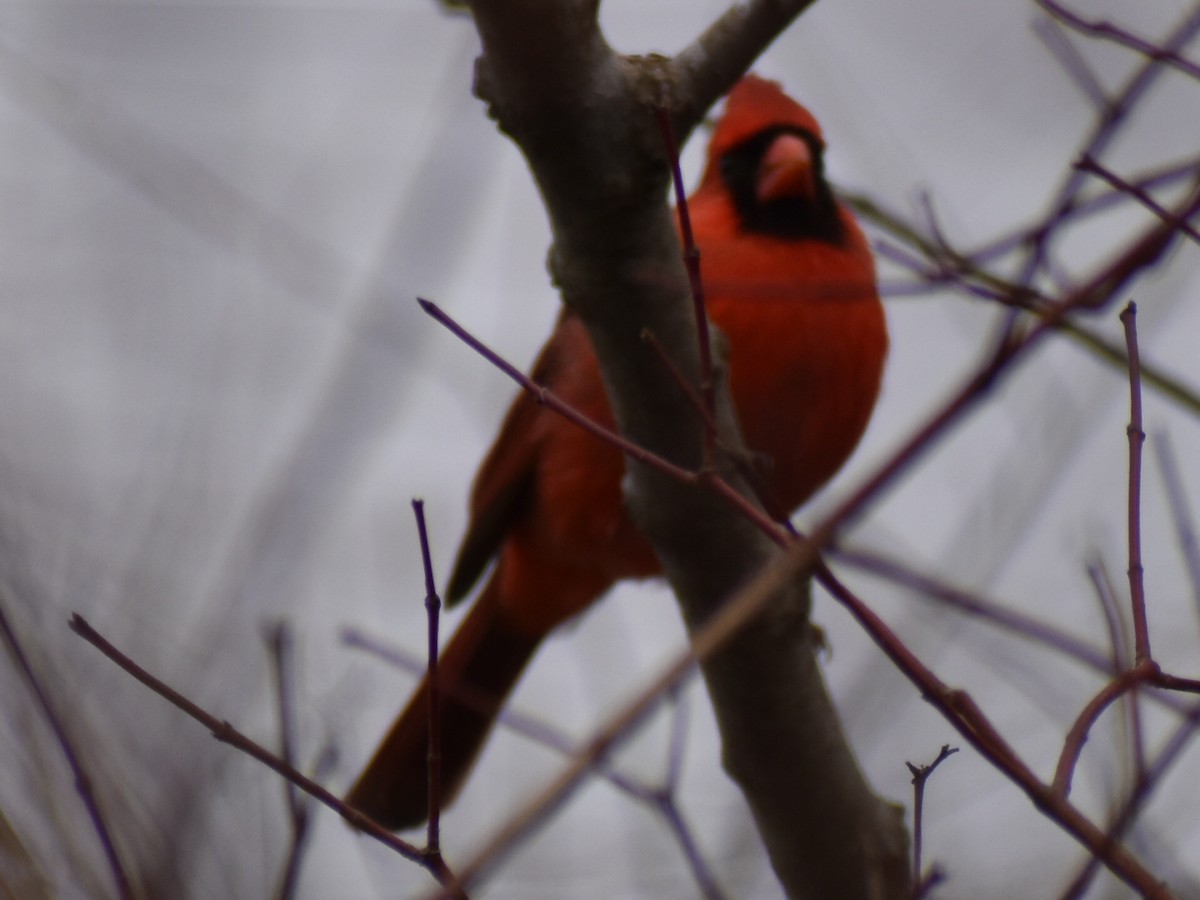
719,125 -> 844,244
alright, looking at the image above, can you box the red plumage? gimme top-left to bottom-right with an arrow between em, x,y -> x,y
346,75 -> 887,830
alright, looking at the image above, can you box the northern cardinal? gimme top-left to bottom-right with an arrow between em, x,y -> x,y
347,76 -> 887,830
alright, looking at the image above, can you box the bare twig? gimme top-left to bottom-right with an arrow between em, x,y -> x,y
1039,0 -> 1200,81
654,692 -> 727,900
1034,15 -> 1108,109
1060,700 -> 1200,898
1085,559 -> 1146,780
655,107 -> 716,461
815,566 -> 1171,898
640,327 -> 721,442
421,629 -> 703,898
1153,432 -> 1200,623
417,298 -> 696,486
835,547 -> 1114,673
345,629 -> 725,898
412,498 -> 446,855
1087,559 -> 1130,675
905,744 -> 958,887
844,188 -> 1200,418
265,624 -> 302,816
264,622 -> 313,900
1053,661 -> 1156,798
1121,303 -> 1151,663
1078,156 -> 1200,244
67,615 -> 469,889
418,297 -> 790,547
1018,3 -> 1200,286
968,155 -> 1200,265
910,866 -> 946,900
0,602 -> 134,900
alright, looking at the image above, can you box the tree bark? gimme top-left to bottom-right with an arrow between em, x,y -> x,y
464,1 -> 910,896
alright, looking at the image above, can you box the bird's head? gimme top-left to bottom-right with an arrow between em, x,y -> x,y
701,75 -> 843,243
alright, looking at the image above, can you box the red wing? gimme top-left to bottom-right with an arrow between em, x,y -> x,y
444,312 -> 574,604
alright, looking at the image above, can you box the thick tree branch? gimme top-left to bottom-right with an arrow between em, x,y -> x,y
463,1 -> 908,897
671,0 -> 821,133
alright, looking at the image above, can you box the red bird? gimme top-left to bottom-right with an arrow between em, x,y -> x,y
347,76 -> 888,830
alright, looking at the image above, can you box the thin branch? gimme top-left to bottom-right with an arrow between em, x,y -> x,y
663,687 -> 688,795
1053,661 -> 1156,798
640,326 -> 721,440
1018,3 -> 1200,286
419,297 -> 790,546
815,567 -> 1171,898
412,498 -> 446,855
1149,671 -> 1200,693
655,107 -> 716,461
835,547 -> 1114,674
642,325 -> 794,529
1034,15 -> 1109,110
1088,558 -> 1130,675
910,867 -> 946,900
0,602 -> 134,900
841,547 -> 1199,733
1121,303 -> 1151,663
421,627 -> 705,898
264,622 -> 313,900
265,624 -> 302,817
1059,699 -> 1200,899
654,692 -> 728,900
654,794 -> 727,900
1153,432 -> 1200,627
345,629 -> 725,898
67,615 -> 468,887
965,155 -> 1200,266
905,744 -> 958,888
1078,155 -> 1200,244
1038,0 -> 1200,81
1085,559 -> 1147,781
417,298 -> 696,487
845,188 -> 1200,419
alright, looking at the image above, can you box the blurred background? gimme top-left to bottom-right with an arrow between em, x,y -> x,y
2,1 -> 1199,897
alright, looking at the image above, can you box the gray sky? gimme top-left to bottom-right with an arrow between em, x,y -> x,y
3,2 -> 1199,896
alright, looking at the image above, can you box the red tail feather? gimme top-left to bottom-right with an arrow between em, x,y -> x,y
346,577 -> 542,831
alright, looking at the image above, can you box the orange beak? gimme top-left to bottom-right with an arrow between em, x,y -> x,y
756,133 -> 816,204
